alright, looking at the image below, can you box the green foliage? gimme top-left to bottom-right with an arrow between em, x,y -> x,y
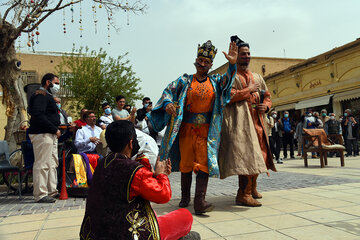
56,47 -> 143,116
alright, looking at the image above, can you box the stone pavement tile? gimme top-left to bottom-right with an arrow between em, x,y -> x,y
286,194 -> 328,204
190,224 -> 221,239
333,206 -> 360,217
153,206 -> 179,216
343,195 -> 360,204
151,202 -> 176,209
43,216 -> 83,229
47,209 -> 84,220
204,219 -> 269,237
37,225 -> 80,240
312,190 -> 355,199
325,219 -> 360,236
229,206 -> 283,219
306,199 -> 356,209
0,213 -> 48,224
207,195 -> 234,204
293,209 -> 358,223
340,188 -> 360,195
225,230 -> 295,240
317,184 -> 355,191
342,183 -> 360,188
278,192 -> 321,201
256,195 -> 294,206
203,238 -> 225,240
251,214 -> 315,230
268,201 -> 321,213
326,218 -> 360,236
192,210 -> 242,224
0,230 -> 38,240
0,220 -> 43,234
278,224 -> 359,240
262,189 -> 294,196
291,187 -> 329,194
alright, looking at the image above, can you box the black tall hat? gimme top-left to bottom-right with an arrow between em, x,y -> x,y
230,35 -> 249,48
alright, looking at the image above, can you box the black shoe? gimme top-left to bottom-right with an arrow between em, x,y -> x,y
179,231 -> 201,240
277,159 -> 283,164
290,156 -> 295,159
37,196 -> 56,203
52,193 -> 60,199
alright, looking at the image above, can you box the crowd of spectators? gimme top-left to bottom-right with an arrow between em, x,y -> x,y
267,107 -> 359,162
26,72 -> 163,203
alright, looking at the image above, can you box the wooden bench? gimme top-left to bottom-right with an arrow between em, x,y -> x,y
302,129 -> 345,168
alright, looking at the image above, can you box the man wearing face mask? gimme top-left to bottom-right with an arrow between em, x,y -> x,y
28,73 -> 61,203
324,113 -> 342,157
148,40 -> 237,215
219,36 -> 276,207
54,97 -> 68,125
320,109 -> 330,125
280,111 -> 295,159
136,97 -> 157,140
269,111 -> 282,164
342,109 -> 359,157
303,109 -> 320,158
99,102 -> 113,130
136,97 -> 152,122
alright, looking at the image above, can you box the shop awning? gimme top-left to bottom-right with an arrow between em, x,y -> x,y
333,88 -> 360,102
274,103 -> 296,112
295,95 -> 333,110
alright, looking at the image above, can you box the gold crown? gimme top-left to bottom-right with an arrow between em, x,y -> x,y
197,40 -> 217,62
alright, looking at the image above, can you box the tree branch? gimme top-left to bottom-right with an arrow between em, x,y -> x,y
41,0 -> 81,13
2,1 -> 20,23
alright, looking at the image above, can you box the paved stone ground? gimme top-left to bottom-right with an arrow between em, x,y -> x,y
1,158 -> 359,217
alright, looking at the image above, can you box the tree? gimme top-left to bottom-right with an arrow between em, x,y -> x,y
0,0 -> 146,149
56,47 -> 143,115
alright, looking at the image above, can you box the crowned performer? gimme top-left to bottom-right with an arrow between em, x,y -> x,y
148,40 -> 238,215
218,36 -> 276,207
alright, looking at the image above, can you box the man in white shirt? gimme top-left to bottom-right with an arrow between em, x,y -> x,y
99,102 -> 113,130
75,110 -> 102,154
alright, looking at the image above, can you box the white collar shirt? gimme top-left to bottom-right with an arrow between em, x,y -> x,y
75,124 -> 102,153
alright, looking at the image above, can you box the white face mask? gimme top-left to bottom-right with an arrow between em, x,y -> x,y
330,116 -> 335,120
272,114 -> 277,119
50,83 -> 60,95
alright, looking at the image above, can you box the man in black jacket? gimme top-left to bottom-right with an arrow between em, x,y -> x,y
280,111 -> 296,159
28,73 -> 61,203
342,109 -> 359,157
136,97 -> 157,140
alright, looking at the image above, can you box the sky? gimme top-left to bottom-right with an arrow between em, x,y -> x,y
7,0 -> 360,108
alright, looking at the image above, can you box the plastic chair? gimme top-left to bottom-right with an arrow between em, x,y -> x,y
0,141 -> 21,197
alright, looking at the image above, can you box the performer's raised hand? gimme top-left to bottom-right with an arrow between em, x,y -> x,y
222,41 -> 238,65
165,103 -> 177,116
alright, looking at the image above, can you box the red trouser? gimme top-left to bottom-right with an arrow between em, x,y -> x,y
157,208 -> 193,240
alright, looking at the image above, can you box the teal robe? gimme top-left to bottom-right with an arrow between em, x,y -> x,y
147,64 -> 236,177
